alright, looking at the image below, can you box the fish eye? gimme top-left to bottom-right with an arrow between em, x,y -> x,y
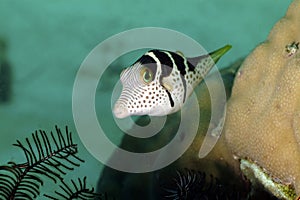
140,67 -> 153,84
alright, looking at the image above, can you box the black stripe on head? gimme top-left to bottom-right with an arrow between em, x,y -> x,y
149,50 -> 173,75
134,54 -> 157,77
144,50 -> 175,108
168,51 -> 188,103
165,89 -> 174,107
149,50 -> 174,85
168,52 -> 187,76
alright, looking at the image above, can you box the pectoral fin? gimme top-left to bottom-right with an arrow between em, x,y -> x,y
161,76 -> 173,92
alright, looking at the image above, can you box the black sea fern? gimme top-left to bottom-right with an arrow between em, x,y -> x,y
163,169 -> 206,200
162,168 -> 249,200
0,125 -> 84,199
44,176 -> 104,200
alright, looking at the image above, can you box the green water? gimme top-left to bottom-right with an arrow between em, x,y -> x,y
0,0 -> 292,199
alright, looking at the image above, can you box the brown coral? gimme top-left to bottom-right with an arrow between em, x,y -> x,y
225,0 -> 300,196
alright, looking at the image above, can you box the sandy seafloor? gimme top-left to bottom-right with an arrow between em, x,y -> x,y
0,0 -> 293,198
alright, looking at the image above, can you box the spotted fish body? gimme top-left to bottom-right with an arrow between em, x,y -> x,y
113,45 -> 231,119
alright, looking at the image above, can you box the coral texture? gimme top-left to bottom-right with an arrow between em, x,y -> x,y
225,0 -> 300,195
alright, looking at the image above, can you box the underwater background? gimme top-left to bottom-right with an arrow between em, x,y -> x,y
0,0 -> 293,199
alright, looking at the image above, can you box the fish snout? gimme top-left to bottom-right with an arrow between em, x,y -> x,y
113,102 -> 130,119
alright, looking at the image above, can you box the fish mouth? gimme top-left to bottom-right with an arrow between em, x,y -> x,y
113,103 -> 130,119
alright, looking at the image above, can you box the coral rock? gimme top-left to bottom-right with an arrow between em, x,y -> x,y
225,0 -> 300,196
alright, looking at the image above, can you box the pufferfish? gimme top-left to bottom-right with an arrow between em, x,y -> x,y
113,45 -> 231,119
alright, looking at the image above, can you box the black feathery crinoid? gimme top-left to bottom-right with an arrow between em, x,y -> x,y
44,176 -> 107,200
162,169 -> 204,200
161,168 -> 248,200
0,125 -> 96,199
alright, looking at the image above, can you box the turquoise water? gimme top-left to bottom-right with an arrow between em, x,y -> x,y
0,0 -> 292,199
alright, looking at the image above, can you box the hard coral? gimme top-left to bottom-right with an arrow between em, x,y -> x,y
225,0 -> 300,197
